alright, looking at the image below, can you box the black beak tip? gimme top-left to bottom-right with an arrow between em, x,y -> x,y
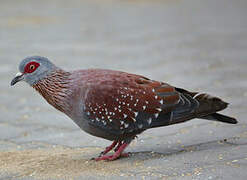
10,78 -> 18,86
11,74 -> 24,86
10,80 -> 16,86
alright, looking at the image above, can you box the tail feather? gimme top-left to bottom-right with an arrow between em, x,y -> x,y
174,88 -> 237,124
202,113 -> 238,124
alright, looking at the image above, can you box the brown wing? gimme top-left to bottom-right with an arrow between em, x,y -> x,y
83,71 -> 182,132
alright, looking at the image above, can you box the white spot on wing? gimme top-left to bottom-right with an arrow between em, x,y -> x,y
131,117 -> 136,122
160,99 -> 163,104
156,108 -> 162,112
154,113 -> 159,118
123,114 -> 127,118
147,117 -> 152,125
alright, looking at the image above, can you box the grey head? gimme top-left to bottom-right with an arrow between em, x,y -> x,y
11,56 -> 57,86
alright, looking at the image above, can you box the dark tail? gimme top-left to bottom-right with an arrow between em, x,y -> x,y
175,88 -> 238,124
201,113 -> 238,124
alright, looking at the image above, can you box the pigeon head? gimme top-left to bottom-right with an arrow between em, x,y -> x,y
11,56 -> 57,86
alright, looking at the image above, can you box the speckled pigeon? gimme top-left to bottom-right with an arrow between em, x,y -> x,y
11,56 -> 237,161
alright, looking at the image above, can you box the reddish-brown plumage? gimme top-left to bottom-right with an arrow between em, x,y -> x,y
68,69 -> 180,131
12,56 -> 237,161
33,69 -> 72,114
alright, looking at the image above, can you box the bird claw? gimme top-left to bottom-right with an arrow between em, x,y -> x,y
121,152 -> 130,157
90,157 -> 96,160
94,155 -> 115,161
94,153 -> 129,161
98,141 -> 118,157
93,141 -> 130,161
98,151 -> 105,157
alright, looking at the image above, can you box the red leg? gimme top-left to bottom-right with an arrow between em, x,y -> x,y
95,143 -> 129,161
99,141 -> 118,157
114,141 -> 123,152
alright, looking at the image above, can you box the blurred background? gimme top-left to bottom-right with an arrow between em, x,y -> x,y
1,0 -> 247,179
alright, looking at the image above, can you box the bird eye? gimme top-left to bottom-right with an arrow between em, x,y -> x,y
24,61 -> 40,73
30,64 -> 35,70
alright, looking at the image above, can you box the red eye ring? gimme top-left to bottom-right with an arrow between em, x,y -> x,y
24,61 -> 40,73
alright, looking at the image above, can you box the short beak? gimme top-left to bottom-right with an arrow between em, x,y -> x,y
11,72 -> 24,86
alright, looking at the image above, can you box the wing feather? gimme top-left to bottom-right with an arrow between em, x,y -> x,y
83,71 -> 183,132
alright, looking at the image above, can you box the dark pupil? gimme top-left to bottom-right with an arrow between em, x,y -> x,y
30,65 -> 35,70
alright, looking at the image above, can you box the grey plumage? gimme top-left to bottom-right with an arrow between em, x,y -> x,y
19,56 -> 57,85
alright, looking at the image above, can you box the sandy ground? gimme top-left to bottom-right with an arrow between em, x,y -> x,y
0,0 -> 247,179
